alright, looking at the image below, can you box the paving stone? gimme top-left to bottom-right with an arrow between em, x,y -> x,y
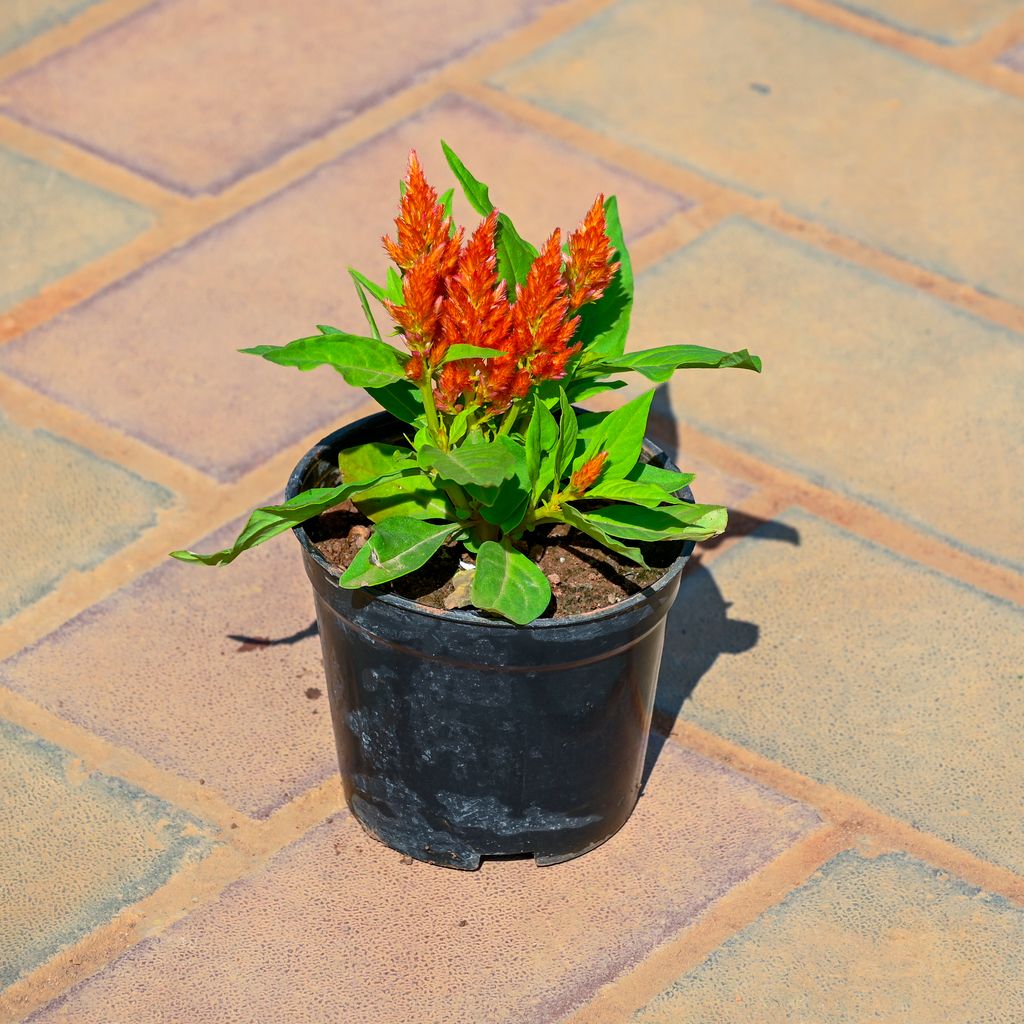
997,41 -> 1024,72
0,0 -> 99,56
28,741 -> 820,1023
0,97 -> 684,481
0,408 -> 173,622
830,0 -> 1022,44
633,851 -> 1024,1022
632,219 -> 1023,571
0,718 -> 213,989
660,508 -> 1024,874
0,511 -> 334,819
0,146 -> 152,313
494,0 -> 1024,305
3,0 -> 561,194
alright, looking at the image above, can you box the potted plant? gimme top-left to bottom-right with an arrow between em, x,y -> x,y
172,144 -> 761,869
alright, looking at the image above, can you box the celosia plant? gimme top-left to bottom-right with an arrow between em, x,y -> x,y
172,144 -> 761,624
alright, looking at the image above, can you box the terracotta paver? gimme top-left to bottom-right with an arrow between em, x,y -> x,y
493,0 -> 1024,306
27,742 -> 820,1024
0,512 -> 334,819
997,40 -> 1024,71
0,97 -> 683,481
0,718 -> 213,989
665,509 -> 1024,874
0,409 -> 173,622
0,0 -> 99,56
830,0 -> 1024,44
0,145 -> 152,314
632,219 -> 1023,571
3,0 -> 559,194
632,851 -> 1024,1022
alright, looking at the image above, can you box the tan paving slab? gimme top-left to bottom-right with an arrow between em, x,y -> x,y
0,717 -> 213,990
632,850 -> 1024,1022
494,0 -> 1024,305
0,0 -> 99,56
0,97 -> 683,481
0,145 -> 152,313
630,219 -> 1022,571
829,0 -> 1024,44
659,508 -> 1024,874
998,40 -> 1024,71
28,741 -> 820,1023
2,0 -> 563,194
0,511 -> 335,819
0,408 -> 173,622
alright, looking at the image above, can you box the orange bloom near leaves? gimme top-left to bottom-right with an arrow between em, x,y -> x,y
382,151 -> 618,417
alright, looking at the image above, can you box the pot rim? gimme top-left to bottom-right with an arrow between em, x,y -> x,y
287,410 -> 693,631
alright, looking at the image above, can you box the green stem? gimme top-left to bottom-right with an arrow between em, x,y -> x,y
496,402 -> 520,437
418,375 -> 444,450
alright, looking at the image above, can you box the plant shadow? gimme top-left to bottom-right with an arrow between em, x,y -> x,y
227,621 -> 318,652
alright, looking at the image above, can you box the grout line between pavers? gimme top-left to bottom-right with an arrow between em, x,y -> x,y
563,823 -> 854,1023
775,0 -> 1024,96
457,81 -> 1024,337
660,719 -> 1024,905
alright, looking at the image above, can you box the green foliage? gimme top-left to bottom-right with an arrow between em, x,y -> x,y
177,141 -> 763,624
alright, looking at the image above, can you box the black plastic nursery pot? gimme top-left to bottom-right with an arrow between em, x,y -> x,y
287,411 -> 693,870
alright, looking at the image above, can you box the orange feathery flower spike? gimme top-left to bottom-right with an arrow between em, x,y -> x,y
382,151 -> 458,273
564,196 -> 619,311
569,451 -> 609,495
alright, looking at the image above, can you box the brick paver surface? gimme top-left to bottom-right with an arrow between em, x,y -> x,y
1,0 -> 1021,1020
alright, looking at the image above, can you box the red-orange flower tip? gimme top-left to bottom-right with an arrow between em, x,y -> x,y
569,451 -> 609,495
565,195 -> 619,310
382,151 -> 453,272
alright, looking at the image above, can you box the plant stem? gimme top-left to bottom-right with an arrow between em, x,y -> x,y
496,402 -> 519,437
418,375 -> 444,450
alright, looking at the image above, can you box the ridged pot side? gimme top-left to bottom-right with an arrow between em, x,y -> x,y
288,411 -> 692,869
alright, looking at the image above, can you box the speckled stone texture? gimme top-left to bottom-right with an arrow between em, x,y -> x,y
665,509 -> 1024,874
0,410 -> 173,621
27,742 -> 820,1023
0,718 -> 213,988
3,0 -> 560,193
0,146 -> 151,313
632,851 -> 1024,1022
0,0 -> 99,55
830,0 -> 1024,44
494,0 -> 1024,305
0,98 -> 682,481
0,512 -> 333,818
630,219 -> 1023,571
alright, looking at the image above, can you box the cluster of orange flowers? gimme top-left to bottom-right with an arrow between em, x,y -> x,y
382,152 -> 618,416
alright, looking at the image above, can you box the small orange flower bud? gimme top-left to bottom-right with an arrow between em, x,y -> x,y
569,451 -> 608,494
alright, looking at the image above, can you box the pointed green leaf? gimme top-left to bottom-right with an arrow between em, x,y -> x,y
350,472 -> 455,522
476,438 -> 529,529
558,504 -> 647,567
418,438 -> 517,489
471,542 -> 551,625
526,392 -> 559,501
555,389 -> 579,481
447,407 -> 472,446
439,186 -> 455,225
495,213 -> 539,291
337,442 -> 414,484
574,388 -> 655,481
240,333 -> 407,389
586,503 -> 727,542
386,266 -> 404,304
438,344 -> 507,364
597,345 -> 763,383
347,267 -> 387,304
626,463 -> 695,492
170,472 -> 410,566
441,139 -> 493,216
347,270 -> 383,341
366,380 -> 424,425
586,478 -> 684,509
563,376 -> 628,403
338,518 -> 459,589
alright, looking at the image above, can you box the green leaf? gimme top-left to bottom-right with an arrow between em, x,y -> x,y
558,504 -> 647,567
438,344 -> 507,364
439,186 -> 455,226
386,266 -> 404,304
366,380 -> 424,425
447,407 -> 472,446
586,503 -> 727,542
240,334 -> 407,389
476,438 -> 529,530
170,472 -> 410,566
555,389 -> 579,481
339,518 -> 459,589
441,139 -> 493,216
347,268 -> 387,303
573,388 -> 655,481
471,542 -> 551,625
347,270 -> 383,341
526,392 -> 559,501
337,442 -> 413,484
418,438 -> 517,489
586,478 -> 684,509
626,463 -> 695,492
574,196 -> 633,361
563,377 -> 628,404
597,345 -> 763,383
350,472 -> 455,523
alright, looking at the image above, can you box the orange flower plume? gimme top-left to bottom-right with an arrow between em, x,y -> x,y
382,152 -> 619,417
569,451 -> 608,495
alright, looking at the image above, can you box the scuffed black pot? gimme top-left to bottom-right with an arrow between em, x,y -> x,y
287,410 -> 693,870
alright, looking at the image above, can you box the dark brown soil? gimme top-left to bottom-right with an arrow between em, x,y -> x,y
305,500 -> 683,619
